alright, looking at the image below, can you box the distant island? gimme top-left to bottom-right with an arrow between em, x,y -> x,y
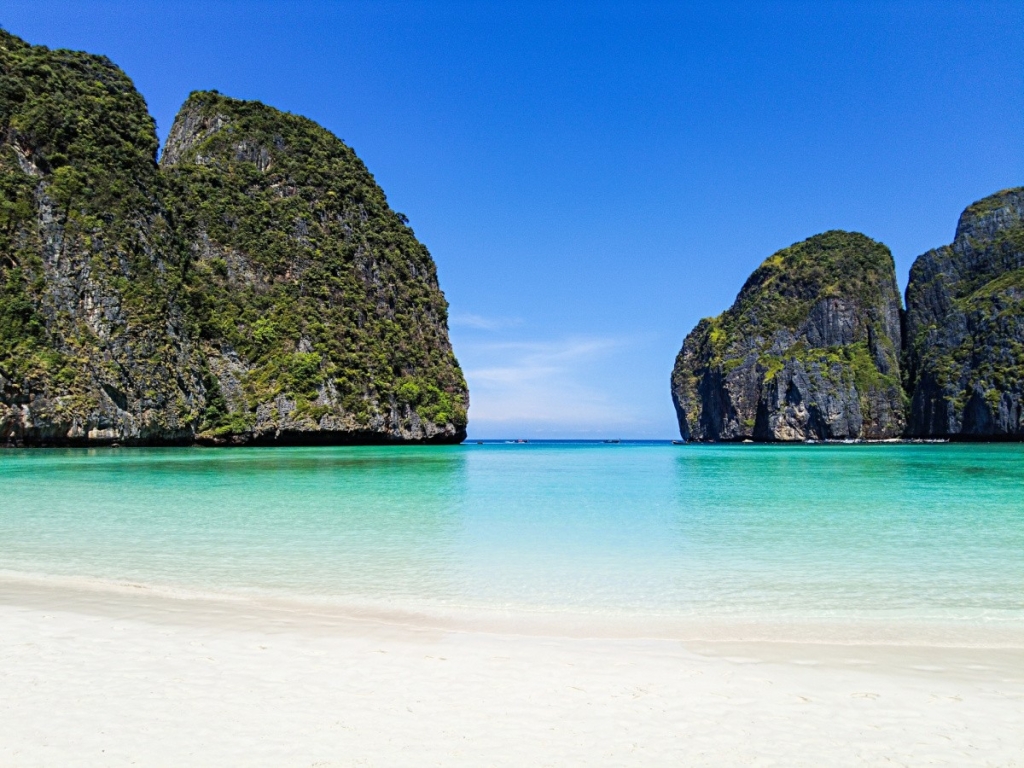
672,188 -> 1024,442
0,30 -> 468,446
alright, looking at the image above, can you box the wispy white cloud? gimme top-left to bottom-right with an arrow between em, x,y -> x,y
466,337 -> 618,384
449,312 -> 523,331
460,335 -> 645,432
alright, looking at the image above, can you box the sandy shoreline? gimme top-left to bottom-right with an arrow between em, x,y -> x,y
1,578 -> 1022,766
4,570 -> 1023,647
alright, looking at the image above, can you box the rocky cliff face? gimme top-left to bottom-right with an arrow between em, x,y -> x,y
0,29 -> 205,445
0,31 -> 467,446
671,231 -> 905,441
903,188 -> 1024,439
161,92 -> 468,444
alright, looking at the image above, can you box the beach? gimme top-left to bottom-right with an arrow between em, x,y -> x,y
1,443 -> 1022,765
2,577 -> 1022,767
3,4 -> 1022,764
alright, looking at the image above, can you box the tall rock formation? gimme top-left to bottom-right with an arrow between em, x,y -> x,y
0,30 -> 467,445
904,188 -> 1024,439
161,92 -> 467,444
0,29 -> 204,445
671,231 -> 905,441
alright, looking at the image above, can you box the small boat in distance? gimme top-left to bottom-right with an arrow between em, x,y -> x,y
603,439 -> 621,444
672,440 -> 685,445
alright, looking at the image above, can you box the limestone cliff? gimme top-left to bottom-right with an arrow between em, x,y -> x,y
0,30 -> 467,445
671,231 -> 905,441
903,188 -> 1024,439
161,92 -> 468,444
0,29 -> 204,445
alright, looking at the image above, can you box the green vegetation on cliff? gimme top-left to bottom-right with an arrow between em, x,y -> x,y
904,187 -> 1024,437
162,92 -> 467,439
0,28 -> 196,439
672,231 -> 906,441
0,30 -> 466,445
676,189 -> 1024,443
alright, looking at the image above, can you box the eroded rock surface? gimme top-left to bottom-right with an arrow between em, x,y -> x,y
904,188 -> 1024,439
671,232 -> 905,441
161,92 -> 468,445
0,31 -> 466,446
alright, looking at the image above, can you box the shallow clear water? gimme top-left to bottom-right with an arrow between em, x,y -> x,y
1,442 -> 1022,628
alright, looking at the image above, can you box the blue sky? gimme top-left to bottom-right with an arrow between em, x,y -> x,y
4,1 -> 1022,438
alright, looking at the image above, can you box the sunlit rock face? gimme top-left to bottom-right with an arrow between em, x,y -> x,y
160,91 -> 468,445
671,231 -> 905,442
0,31 -> 467,446
903,188 -> 1024,440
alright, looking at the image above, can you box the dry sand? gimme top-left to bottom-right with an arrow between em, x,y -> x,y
0,577 -> 1021,767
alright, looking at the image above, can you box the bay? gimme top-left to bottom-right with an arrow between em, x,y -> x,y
1,442 -> 1021,637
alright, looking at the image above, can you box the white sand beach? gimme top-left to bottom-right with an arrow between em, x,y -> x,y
1,578 -> 1022,767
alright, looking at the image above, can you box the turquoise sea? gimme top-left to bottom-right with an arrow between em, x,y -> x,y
1,442 -> 1022,639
